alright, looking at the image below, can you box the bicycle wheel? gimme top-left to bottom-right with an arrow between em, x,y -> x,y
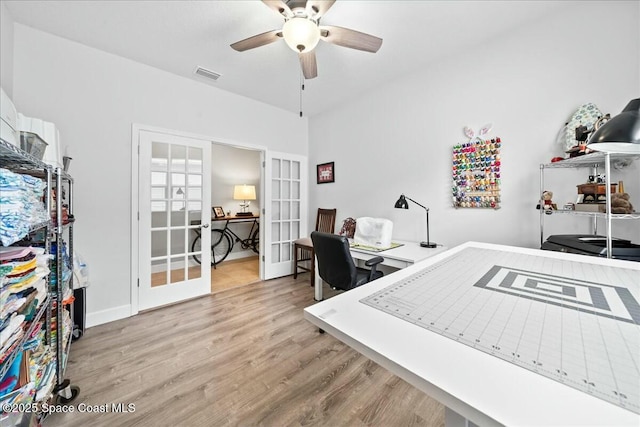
192,230 -> 232,266
250,227 -> 259,254
191,234 -> 203,265
211,229 -> 233,266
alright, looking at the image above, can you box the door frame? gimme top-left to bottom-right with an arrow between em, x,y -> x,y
130,123 -> 268,316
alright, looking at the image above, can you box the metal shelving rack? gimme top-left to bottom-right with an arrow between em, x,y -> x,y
539,151 -> 640,258
0,138 -> 79,411
51,166 -> 78,403
0,138 -> 52,388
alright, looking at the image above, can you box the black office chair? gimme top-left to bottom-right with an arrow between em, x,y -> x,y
311,231 -> 384,291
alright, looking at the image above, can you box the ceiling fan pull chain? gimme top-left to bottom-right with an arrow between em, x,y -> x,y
299,72 -> 305,117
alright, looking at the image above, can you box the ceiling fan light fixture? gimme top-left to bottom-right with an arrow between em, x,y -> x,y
282,17 -> 320,52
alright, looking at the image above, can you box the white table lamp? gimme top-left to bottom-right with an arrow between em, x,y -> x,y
234,184 -> 256,216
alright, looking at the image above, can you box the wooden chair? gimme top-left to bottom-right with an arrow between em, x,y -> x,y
293,208 -> 337,287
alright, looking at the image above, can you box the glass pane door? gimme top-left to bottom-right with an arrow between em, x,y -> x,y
139,130 -> 211,310
264,151 -> 307,279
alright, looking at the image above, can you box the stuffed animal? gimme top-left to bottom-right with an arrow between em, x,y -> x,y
609,193 -> 634,214
339,217 -> 357,239
540,191 -> 556,213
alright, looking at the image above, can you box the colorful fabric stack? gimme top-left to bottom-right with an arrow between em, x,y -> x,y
49,241 -> 72,295
0,246 -> 50,403
0,168 -> 49,247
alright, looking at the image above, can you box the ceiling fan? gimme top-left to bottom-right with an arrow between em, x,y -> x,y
230,0 -> 383,79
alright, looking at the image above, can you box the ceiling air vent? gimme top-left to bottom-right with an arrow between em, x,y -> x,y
194,66 -> 221,82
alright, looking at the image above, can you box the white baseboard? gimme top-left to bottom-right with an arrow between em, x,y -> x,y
86,304 -> 132,328
226,250 -> 258,261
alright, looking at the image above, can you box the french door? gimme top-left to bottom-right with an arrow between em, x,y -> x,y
264,151 -> 308,279
137,130 -> 211,310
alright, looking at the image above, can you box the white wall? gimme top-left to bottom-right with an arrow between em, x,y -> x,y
0,2 -> 14,96
309,1 -> 640,250
11,25 -> 307,326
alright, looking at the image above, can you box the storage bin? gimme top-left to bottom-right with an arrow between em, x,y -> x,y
19,131 -> 48,160
17,113 -> 62,167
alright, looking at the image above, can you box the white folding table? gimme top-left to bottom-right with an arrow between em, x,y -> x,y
304,241 -> 640,426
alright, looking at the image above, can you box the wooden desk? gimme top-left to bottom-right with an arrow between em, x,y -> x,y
211,214 -> 259,223
313,239 -> 448,301
305,242 -> 640,426
191,214 -> 259,228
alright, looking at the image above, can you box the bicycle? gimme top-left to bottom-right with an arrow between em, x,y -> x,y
191,216 -> 259,266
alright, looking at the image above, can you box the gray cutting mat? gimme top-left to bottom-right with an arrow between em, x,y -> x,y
360,247 -> 640,414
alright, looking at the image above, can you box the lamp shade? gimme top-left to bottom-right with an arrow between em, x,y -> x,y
587,98 -> 640,154
282,17 -> 320,53
394,195 -> 409,209
233,185 -> 256,201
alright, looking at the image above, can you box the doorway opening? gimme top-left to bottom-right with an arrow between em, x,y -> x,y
132,124 -> 307,315
209,142 -> 261,293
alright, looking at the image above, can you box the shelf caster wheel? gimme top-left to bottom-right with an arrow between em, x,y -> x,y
57,385 -> 80,405
58,385 -> 80,404
55,380 -> 80,404
72,326 -> 83,341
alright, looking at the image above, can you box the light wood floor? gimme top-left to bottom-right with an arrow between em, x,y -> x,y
151,256 -> 261,293
210,256 -> 260,293
46,275 -> 444,427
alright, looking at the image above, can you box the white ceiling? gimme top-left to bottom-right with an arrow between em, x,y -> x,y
4,0 -> 570,117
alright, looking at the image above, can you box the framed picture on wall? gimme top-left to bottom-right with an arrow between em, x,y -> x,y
212,206 -> 225,218
317,162 -> 335,184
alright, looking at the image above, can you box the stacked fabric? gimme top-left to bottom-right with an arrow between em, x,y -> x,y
0,168 -> 49,247
0,246 -> 50,401
49,301 -> 72,371
0,352 -> 36,415
49,241 -> 72,297
33,348 -> 55,402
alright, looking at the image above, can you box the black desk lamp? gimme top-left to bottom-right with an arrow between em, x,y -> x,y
394,194 -> 437,248
587,98 -> 640,154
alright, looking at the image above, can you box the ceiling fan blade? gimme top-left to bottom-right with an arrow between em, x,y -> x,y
299,51 -> 318,79
230,30 -> 282,52
306,0 -> 336,18
262,0 -> 293,18
320,25 -> 382,53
